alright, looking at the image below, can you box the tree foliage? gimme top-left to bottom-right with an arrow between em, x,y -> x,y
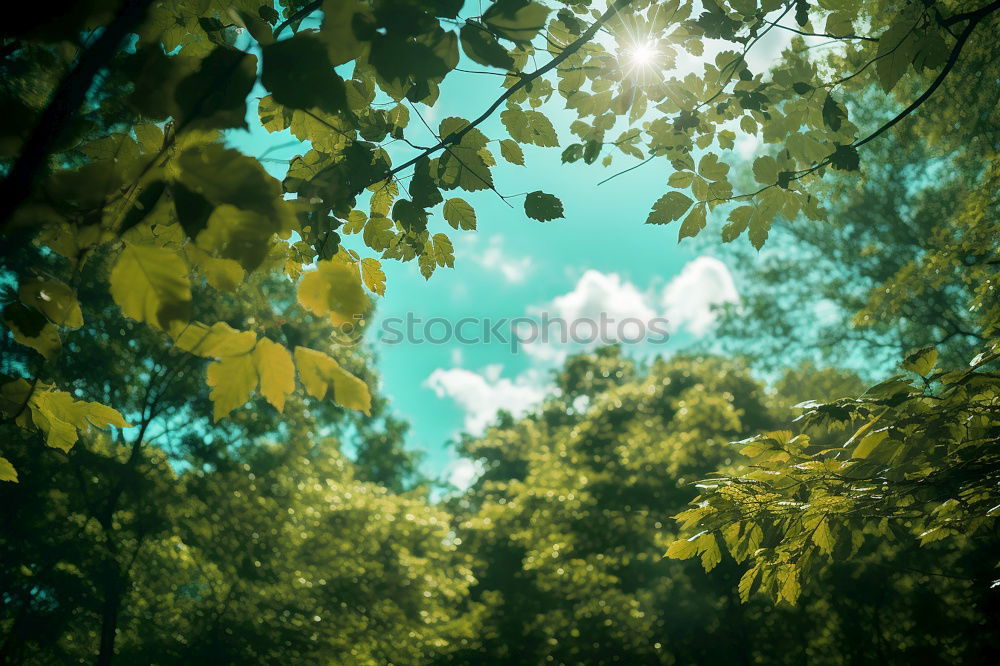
4,0 -> 1000,480
2,1 -> 999,662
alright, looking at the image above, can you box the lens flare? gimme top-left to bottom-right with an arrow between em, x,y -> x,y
627,42 -> 658,67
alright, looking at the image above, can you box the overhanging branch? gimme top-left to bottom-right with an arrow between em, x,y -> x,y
363,0 -> 635,193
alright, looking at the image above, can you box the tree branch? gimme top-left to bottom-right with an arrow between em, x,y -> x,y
855,8 -> 986,148
941,0 -> 1000,26
364,0 -> 635,193
274,0 -> 324,37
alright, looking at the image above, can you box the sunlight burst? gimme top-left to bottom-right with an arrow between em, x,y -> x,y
626,42 -> 658,68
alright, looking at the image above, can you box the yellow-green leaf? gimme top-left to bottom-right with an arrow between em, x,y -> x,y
254,338 -> 295,413
665,534 -> 699,560
18,278 -> 83,328
360,258 -> 386,296
0,456 -> 17,482
902,347 -> 938,376
297,259 -> 368,326
738,566 -> 759,602
443,198 -> 477,230
853,428 -> 889,459
173,321 -> 257,358
812,518 -> 835,555
499,139 -> 524,165
110,243 -> 192,330
4,303 -> 61,360
294,347 -> 371,414
206,353 -> 258,421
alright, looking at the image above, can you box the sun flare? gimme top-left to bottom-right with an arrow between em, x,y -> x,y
627,42 -> 658,67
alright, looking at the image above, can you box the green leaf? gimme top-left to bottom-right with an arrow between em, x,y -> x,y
822,94 -> 847,132
297,260 -> 368,327
4,303 -> 61,360
779,569 -> 801,605
483,0 -> 550,43
500,139 -> 525,165
28,390 -> 131,452
174,48 -> 257,130
110,243 -> 192,331
0,456 -> 16,482
862,375 -> 913,398
876,15 -> 918,93
418,251 -> 436,280
646,191 -> 693,225
443,198 -> 477,230
698,153 -> 730,181
853,429 -> 889,459
261,33 -> 346,114
722,205 -> 753,242
678,203 -> 707,240
18,278 -> 83,328
668,171 -> 694,189
561,143 -> 583,163
363,215 -> 395,252
319,0 -> 371,66
501,108 -> 558,147
748,209 -> 771,250
460,22 -> 514,69
752,155 -> 778,185
295,347 -> 372,414
343,210 -> 367,235
392,198 -> 428,232
524,191 -> 564,221
812,519 -> 835,555
902,347 -> 939,376
738,566 -> 759,602
698,533 -> 722,572
665,535 -> 698,560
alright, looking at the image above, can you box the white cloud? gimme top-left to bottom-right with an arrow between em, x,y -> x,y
465,235 -> 533,284
660,256 -> 739,336
424,364 -> 548,435
532,269 -> 656,324
444,457 -> 483,490
521,269 -> 659,361
518,258 -> 738,362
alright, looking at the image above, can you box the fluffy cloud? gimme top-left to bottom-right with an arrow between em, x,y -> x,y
518,258 -> 738,361
425,259 -> 739,429
464,235 -> 533,284
534,269 -> 657,323
660,256 -> 739,336
424,364 -> 548,435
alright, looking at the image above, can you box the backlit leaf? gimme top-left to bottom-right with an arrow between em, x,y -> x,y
254,338 -> 295,413
297,260 -> 368,326
294,347 -> 371,414
109,243 -> 192,330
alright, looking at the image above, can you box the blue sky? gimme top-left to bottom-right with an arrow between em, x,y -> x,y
227,5 -> 793,486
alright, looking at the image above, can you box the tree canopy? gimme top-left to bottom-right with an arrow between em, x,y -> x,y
2,0 -> 999,663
